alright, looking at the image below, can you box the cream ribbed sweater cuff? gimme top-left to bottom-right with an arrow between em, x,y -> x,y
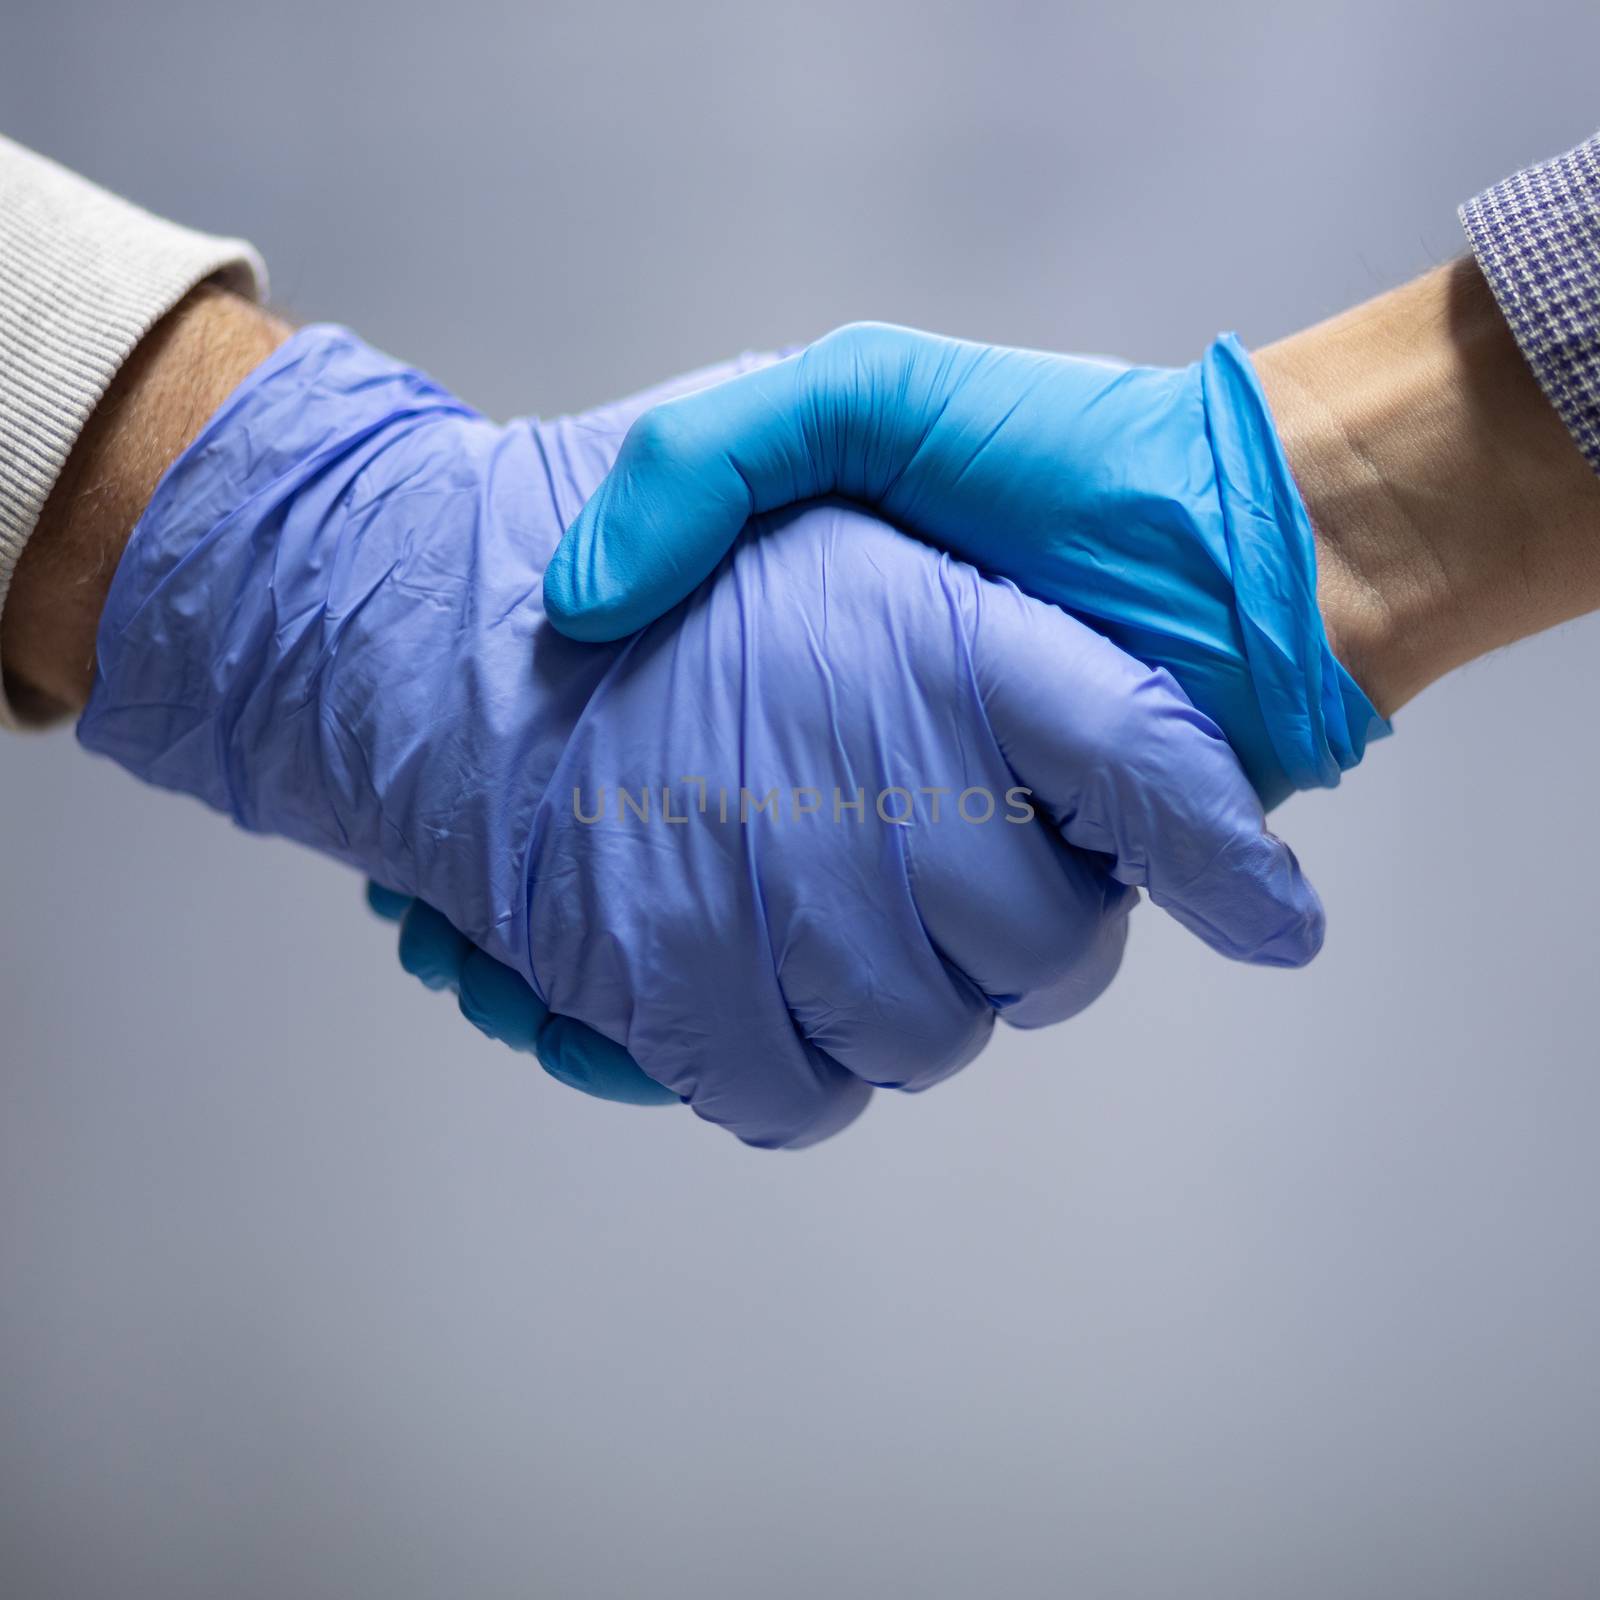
0,133 -> 266,729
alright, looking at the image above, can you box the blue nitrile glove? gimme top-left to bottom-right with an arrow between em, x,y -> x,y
543,324 -> 1390,811
362,883 -> 676,1105
78,327 -> 1323,1149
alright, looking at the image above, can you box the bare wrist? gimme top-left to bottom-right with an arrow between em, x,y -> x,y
1254,258 -> 1600,717
1,286 -> 289,718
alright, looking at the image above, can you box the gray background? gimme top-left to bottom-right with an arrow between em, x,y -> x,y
3,1 -> 1599,1595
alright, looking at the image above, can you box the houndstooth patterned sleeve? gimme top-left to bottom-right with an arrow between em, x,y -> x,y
1460,134 -> 1600,479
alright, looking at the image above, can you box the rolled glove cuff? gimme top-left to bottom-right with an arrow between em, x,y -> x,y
1201,333 -> 1390,800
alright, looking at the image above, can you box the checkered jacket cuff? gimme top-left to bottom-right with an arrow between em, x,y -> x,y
1460,134 -> 1600,479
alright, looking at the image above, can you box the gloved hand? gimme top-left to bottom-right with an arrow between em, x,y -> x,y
79,328 -> 1323,1147
361,882 -> 676,1106
543,324 -> 1390,811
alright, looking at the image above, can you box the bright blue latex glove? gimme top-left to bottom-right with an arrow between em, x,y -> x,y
78,327 -> 1323,1148
362,883 -> 676,1105
543,324 -> 1390,811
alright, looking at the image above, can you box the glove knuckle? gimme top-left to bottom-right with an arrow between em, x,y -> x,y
624,401 -> 705,469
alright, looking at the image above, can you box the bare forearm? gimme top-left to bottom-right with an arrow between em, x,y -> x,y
1,286 -> 289,720
1255,257 -> 1600,717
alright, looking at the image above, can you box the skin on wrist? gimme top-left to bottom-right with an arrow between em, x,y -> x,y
1,284 -> 290,721
1254,257 -> 1600,718
7,262 -> 1597,733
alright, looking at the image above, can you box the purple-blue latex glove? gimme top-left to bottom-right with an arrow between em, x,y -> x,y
79,329 -> 1323,1148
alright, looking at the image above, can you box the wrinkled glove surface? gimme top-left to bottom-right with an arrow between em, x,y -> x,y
545,325 -> 1390,809
79,329 -> 1323,1147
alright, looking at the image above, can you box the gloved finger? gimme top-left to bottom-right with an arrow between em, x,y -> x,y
397,899 -> 471,992
628,1024 -> 875,1150
716,504 -> 1115,1098
966,579 -> 1325,968
536,1014 -> 680,1107
365,880 -> 413,921
595,944 -> 875,1147
770,713 -> 1125,1073
543,323 -> 966,641
766,823 -> 999,1095
750,504 -> 1136,1044
903,795 -> 1137,1032
456,948 -> 678,1106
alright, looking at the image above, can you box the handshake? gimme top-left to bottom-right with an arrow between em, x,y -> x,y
79,320 -> 1386,1147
